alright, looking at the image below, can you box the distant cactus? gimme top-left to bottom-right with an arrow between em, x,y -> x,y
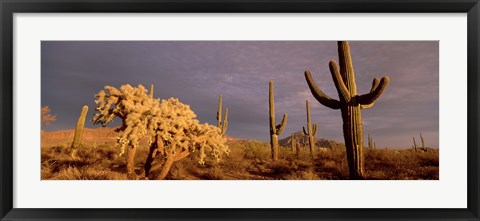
413,137 -> 418,153
368,134 -> 375,149
70,105 -> 88,159
269,81 -> 288,161
420,132 -> 425,148
217,95 -> 228,136
291,133 -> 296,153
304,41 -> 390,179
149,84 -> 154,98
302,101 -> 318,155
367,134 -> 372,149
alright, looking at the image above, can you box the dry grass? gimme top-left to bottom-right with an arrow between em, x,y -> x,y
41,140 -> 439,180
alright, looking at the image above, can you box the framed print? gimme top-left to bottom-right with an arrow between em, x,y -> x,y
1,0 -> 479,220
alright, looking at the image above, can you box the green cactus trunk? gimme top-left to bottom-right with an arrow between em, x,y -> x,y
269,81 -> 287,161
71,105 -> 88,159
304,41 -> 390,179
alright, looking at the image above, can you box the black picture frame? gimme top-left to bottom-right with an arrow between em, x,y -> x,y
1,0 -> 479,220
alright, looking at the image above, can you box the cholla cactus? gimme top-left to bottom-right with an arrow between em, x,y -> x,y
93,84 -> 229,180
146,98 -> 229,180
93,84 -> 159,179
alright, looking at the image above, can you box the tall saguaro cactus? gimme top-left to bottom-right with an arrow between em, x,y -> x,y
269,81 -> 288,161
304,41 -> 390,179
302,100 -> 318,155
217,95 -> 228,136
71,105 -> 88,159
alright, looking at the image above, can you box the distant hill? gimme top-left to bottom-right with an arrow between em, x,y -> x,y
41,127 -> 119,147
279,131 -> 344,149
41,127 -> 242,147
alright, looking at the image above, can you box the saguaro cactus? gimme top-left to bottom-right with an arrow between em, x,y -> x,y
149,84 -> 154,98
413,137 -> 418,153
368,134 -> 373,149
302,100 -> 318,155
304,41 -> 390,179
269,81 -> 288,161
71,105 -> 88,159
420,132 -> 425,148
217,95 -> 228,136
368,134 -> 371,149
291,133 -> 296,153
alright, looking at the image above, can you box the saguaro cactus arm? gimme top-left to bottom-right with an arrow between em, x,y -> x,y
329,60 -> 351,102
303,126 -> 308,135
361,78 -> 381,109
276,114 -> 288,135
304,70 -> 342,110
356,77 -> 390,105
222,108 -> 229,135
312,123 -> 318,136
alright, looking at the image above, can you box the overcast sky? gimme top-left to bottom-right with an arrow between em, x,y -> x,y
41,41 -> 439,148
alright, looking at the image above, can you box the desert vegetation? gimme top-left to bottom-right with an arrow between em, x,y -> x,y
41,130 -> 438,180
41,41 -> 439,180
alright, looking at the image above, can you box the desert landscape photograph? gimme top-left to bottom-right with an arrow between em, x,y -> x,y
41,41 -> 439,180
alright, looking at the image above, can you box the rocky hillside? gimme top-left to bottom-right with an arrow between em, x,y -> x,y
279,131 -> 344,149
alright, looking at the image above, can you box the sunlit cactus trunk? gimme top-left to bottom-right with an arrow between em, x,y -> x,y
149,84 -> 154,98
269,81 -> 287,161
70,105 -> 88,159
303,100 -> 318,155
304,41 -> 390,179
217,95 -> 228,136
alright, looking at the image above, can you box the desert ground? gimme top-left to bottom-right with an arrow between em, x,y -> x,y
41,128 -> 439,180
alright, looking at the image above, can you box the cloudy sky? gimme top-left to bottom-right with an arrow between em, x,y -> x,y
41,41 -> 439,148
